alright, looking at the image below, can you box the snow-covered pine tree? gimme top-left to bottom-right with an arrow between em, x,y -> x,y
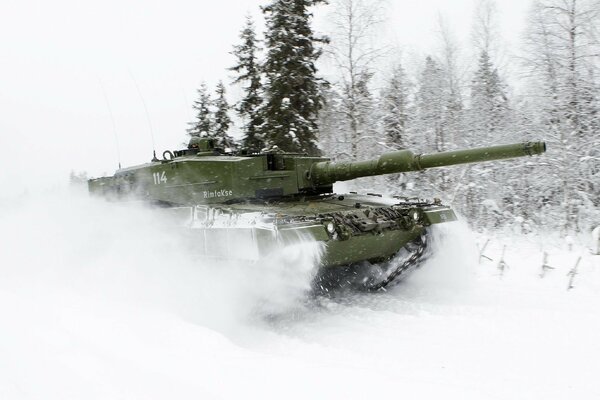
261,0 -> 327,155
354,70 -> 380,156
230,16 -> 265,151
351,70 -> 384,190
508,100 -> 548,229
212,81 -> 236,150
468,1 -> 509,143
381,62 -> 411,150
469,51 -> 508,141
188,82 -> 213,137
412,56 -> 447,197
413,44 -> 464,197
437,19 -> 465,154
415,57 -> 444,154
380,61 -> 412,190
462,50 -> 511,228
337,69 -> 379,160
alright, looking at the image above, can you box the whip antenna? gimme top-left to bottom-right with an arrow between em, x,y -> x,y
129,70 -> 158,161
98,78 -> 122,169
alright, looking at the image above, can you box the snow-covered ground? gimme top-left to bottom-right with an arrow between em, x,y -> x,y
1,190 -> 599,400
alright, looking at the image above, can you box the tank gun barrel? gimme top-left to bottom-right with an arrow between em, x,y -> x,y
308,141 -> 546,186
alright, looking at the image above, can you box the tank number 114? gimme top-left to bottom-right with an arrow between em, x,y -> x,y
152,171 -> 167,185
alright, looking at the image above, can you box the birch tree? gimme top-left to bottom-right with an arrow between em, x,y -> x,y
317,85 -> 351,160
326,0 -> 385,158
523,0 -> 600,232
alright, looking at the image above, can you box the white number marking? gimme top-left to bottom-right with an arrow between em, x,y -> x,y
152,171 -> 167,185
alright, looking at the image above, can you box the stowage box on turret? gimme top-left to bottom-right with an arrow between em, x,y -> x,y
89,138 -> 546,291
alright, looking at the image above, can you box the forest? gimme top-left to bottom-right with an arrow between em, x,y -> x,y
185,0 -> 600,236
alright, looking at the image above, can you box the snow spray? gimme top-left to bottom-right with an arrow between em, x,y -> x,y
0,189 -> 323,335
399,220 -> 478,299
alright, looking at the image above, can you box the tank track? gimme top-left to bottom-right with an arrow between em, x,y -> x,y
366,232 -> 428,291
313,231 -> 429,294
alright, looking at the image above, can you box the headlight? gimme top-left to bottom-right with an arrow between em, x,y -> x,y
412,210 -> 420,221
326,222 -> 336,233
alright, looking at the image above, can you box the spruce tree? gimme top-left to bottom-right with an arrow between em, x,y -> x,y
261,0 -> 327,155
230,16 -> 264,151
413,55 -> 459,195
213,81 -> 236,150
381,63 -> 411,149
188,82 -> 213,136
464,50 -> 513,227
415,56 -> 444,153
380,62 -> 412,191
469,50 -> 508,140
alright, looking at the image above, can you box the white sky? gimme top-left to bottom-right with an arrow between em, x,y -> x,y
0,0 -> 532,191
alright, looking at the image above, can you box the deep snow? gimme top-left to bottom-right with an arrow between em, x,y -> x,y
0,189 -> 599,400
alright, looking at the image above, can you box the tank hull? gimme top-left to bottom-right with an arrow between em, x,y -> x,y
163,193 -> 455,268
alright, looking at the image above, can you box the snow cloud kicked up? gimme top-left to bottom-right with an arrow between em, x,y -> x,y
1,189 -> 600,400
0,189 -> 323,399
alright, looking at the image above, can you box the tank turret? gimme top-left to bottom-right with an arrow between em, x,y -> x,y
89,140 -> 546,205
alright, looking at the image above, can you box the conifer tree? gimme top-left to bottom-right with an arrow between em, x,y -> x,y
415,56 -> 444,153
261,0 -> 327,155
381,63 -> 411,149
230,16 -> 264,150
469,50 -> 508,140
188,82 -> 213,137
413,53 -> 463,195
466,50 -> 513,227
212,81 -> 236,150
379,62 -> 412,190
437,19 -> 465,153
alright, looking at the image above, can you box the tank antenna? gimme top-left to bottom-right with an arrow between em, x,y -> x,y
98,78 -> 122,169
129,69 -> 158,161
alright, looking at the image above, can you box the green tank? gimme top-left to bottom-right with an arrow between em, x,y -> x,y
89,138 -> 546,291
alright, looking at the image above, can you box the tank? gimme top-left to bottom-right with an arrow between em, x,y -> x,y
88,138 -> 546,292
